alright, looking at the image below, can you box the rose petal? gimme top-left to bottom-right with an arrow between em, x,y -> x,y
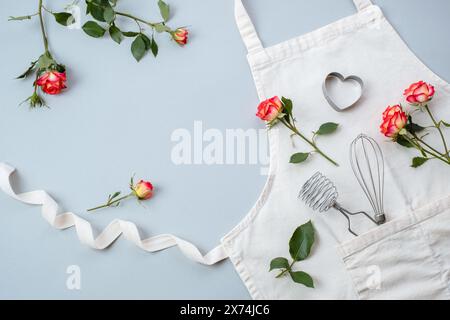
414,83 -> 430,95
415,93 -> 429,103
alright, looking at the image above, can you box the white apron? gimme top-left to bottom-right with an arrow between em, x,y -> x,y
1,0 -> 450,300
221,0 -> 450,299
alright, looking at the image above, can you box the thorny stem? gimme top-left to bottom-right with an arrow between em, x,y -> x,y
280,119 -> 339,166
87,193 -> 133,212
38,0 -> 49,53
424,104 -> 450,160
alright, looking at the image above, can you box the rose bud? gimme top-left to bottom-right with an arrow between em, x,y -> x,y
172,28 -> 189,46
404,81 -> 435,106
380,105 -> 408,139
36,70 -> 67,95
133,180 -> 154,200
256,96 -> 283,122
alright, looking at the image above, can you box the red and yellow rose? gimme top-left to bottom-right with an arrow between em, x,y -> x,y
404,81 -> 435,106
256,96 -> 283,122
133,180 -> 154,200
380,104 -> 407,139
36,70 -> 67,95
172,28 -> 189,46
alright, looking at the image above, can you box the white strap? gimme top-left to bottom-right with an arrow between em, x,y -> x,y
234,0 -> 372,52
353,0 -> 373,11
234,0 -> 264,53
0,162 -> 228,266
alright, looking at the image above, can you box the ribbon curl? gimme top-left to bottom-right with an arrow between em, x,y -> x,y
0,162 -> 227,265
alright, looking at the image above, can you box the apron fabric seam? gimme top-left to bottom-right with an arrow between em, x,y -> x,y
222,66 -> 279,244
220,57 -> 277,300
221,129 -> 278,244
336,253 -> 364,300
221,241 -> 265,300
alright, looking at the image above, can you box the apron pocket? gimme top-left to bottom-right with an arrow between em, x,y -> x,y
337,198 -> 450,300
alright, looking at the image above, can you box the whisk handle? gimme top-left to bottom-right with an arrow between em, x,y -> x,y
374,213 -> 386,225
333,203 -> 383,236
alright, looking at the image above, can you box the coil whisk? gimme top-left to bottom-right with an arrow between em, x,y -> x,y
299,134 -> 387,236
299,172 -> 338,212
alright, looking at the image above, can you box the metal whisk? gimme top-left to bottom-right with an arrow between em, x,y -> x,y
350,134 -> 386,225
299,134 -> 387,236
299,173 -> 379,236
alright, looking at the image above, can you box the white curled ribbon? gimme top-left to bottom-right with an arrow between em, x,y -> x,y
0,162 -> 228,266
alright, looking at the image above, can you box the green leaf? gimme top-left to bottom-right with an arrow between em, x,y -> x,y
406,116 -> 425,133
150,37 -> 159,57
269,258 -> 290,271
281,97 -> 293,115
140,34 -> 151,50
154,23 -> 170,33
406,123 -> 426,133
110,191 -> 121,200
53,12 -> 74,26
37,53 -> 55,69
290,271 -> 314,288
396,135 -> 413,148
130,175 -> 135,188
82,21 -> 106,38
8,15 -> 34,21
289,220 -> 315,262
316,122 -> 339,135
16,61 -> 37,79
122,31 -> 139,37
109,25 -> 122,44
441,121 -> 450,128
411,157 -> 429,168
158,0 -> 170,22
131,35 -> 146,62
103,6 -> 115,24
87,2 -> 106,22
290,153 -> 309,164
55,64 -> 66,73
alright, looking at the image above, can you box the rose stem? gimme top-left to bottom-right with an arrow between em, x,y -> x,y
33,73 -> 39,94
87,193 -> 133,212
414,135 -> 445,157
115,11 -> 165,29
280,119 -> 339,167
424,104 -> 449,159
403,135 -> 449,164
38,0 -> 49,54
410,129 -> 448,159
276,261 -> 296,278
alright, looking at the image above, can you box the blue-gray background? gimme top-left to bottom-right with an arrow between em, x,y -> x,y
1,0 -> 449,299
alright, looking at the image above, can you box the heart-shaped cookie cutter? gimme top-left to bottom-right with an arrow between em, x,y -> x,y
322,72 -> 364,112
